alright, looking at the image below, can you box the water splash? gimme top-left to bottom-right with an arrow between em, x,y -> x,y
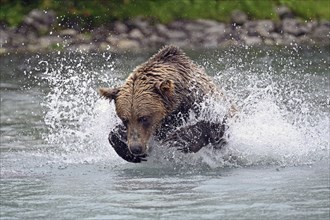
209,46 -> 330,167
35,51 -> 123,164
38,47 -> 329,168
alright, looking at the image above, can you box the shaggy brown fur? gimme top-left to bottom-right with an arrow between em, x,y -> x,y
100,45 -> 228,163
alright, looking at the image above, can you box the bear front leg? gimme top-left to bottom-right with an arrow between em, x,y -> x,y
164,119 -> 228,153
108,124 -> 147,163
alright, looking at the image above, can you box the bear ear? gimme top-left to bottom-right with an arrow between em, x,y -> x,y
155,79 -> 174,106
99,87 -> 119,101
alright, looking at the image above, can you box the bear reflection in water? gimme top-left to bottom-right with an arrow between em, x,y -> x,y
100,45 -> 234,163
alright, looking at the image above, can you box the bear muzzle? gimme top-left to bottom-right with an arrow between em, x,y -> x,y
128,142 -> 150,156
129,144 -> 144,155
127,127 -> 152,156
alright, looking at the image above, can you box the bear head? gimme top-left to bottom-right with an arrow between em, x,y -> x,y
100,76 -> 175,156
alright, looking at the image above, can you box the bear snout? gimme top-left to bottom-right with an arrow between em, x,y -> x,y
129,144 -> 145,156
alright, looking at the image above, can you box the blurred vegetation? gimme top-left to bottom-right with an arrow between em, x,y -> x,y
1,0 -> 329,28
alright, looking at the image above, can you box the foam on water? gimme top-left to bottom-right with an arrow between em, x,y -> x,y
37,47 -> 329,168
35,52 -> 121,164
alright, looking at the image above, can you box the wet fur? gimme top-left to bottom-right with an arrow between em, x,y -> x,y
101,45 -> 228,163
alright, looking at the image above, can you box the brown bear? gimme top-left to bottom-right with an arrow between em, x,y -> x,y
100,45 -> 232,163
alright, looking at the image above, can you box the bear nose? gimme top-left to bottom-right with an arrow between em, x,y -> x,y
129,144 -> 143,155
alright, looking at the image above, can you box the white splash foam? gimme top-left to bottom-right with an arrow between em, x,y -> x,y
39,49 -> 329,168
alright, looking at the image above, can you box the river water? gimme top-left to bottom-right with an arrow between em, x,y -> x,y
0,46 -> 329,219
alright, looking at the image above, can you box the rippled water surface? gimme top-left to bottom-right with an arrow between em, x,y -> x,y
1,46 -> 329,219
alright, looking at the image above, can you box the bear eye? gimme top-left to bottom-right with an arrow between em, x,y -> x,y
138,116 -> 150,126
122,119 -> 129,127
